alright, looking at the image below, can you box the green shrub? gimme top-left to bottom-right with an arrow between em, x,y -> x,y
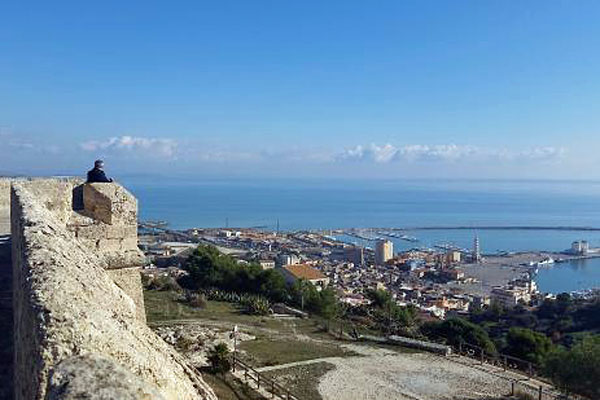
207,343 -> 231,374
185,291 -> 208,309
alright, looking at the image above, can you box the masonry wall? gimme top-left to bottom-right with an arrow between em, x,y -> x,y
11,179 -> 216,400
0,179 -> 10,235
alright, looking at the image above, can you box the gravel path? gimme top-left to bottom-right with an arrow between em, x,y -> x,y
317,345 -> 510,400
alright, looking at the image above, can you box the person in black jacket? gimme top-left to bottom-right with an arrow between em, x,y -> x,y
86,160 -> 113,183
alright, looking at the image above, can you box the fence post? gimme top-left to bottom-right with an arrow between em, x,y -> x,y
480,347 -> 484,365
538,385 -> 542,400
503,355 -> 507,371
272,381 -> 275,399
257,374 -> 261,389
529,362 -> 533,377
511,381 -> 515,396
244,369 -> 248,382
459,342 -> 463,355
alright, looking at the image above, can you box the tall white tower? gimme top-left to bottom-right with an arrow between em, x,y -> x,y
473,234 -> 482,264
375,240 -> 394,265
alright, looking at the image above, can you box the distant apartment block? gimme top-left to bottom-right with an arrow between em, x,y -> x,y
344,245 -> 364,266
571,240 -> 589,255
278,253 -> 300,266
490,280 -> 537,307
446,250 -> 462,264
375,240 -> 394,265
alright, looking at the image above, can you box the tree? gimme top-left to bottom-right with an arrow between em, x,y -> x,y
318,287 -> 340,328
544,335 -> 600,398
259,268 -> 289,302
207,343 -> 231,374
504,327 -> 554,365
183,245 -> 290,303
366,289 -> 393,308
424,317 -> 497,354
365,289 -> 419,334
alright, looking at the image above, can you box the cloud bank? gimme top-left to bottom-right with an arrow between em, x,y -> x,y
337,144 -> 565,164
81,136 -> 178,158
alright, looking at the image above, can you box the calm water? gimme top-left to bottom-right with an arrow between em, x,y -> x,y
122,177 -> 600,293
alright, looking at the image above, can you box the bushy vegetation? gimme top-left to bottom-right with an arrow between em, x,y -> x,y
422,317 -> 497,354
142,274 -> 182,292
358,289 -> 419,335
504,327 -> 553,365
182,245 -> 288,302
544,335 -> 600,399
470,293 -> 599,347
183,291 -> 208,309
464,293 -> 600,398
207,343 -> 232,374
181,245 -> 341,320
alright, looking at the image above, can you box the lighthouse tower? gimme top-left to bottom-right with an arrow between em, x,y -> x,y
473,234 -> 482,264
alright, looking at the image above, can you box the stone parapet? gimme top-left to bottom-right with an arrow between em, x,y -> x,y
46,354 -> 167,400
0,178 -> 11,235
10,179 -> 216,400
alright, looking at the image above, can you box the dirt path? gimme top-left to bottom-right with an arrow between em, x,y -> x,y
257,344 -> 560,400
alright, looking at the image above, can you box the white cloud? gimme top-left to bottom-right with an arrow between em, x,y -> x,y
337,144 -> 399,163
516,146 -> 565,160
337,143 -> 565,164
81,136 -> 178,158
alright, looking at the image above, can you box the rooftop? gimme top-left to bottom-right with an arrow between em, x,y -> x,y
283,264 -> 327,281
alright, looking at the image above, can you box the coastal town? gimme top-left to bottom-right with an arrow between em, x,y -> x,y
138,223 -> 600,320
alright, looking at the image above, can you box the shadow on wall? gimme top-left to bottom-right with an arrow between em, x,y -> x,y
72,185 -> 84,212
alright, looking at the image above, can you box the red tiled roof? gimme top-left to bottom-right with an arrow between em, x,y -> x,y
283,264 -> 326,280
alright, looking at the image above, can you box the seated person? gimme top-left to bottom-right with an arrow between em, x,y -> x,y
86,160 -> 113,183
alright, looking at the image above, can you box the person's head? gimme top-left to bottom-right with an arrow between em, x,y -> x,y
94,159 -> 105,170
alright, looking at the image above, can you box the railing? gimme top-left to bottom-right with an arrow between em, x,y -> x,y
338,327 -> 575,400
444,341 -> 576,400
456,341 -> 538,377
232,356 -> 301,400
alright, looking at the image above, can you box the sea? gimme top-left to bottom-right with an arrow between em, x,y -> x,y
121,177 -> 600,294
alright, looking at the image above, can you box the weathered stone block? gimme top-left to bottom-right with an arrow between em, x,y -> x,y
83,183 -> 137,225
1,178 -> 13,235
106,268 -> 147,324
46,354 -> 166,400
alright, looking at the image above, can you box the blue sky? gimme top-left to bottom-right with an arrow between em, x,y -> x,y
1,1 -> 600,179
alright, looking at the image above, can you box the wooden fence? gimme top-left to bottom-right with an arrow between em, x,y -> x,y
232,356 -> 301,400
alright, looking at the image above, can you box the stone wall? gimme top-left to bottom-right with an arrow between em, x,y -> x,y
11,179 -> 216,400
106,268 -> 147,323
0,178 -> 10,235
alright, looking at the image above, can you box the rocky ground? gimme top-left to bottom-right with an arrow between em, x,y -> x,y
318,345 -> 509,400
154,324 -> 255,367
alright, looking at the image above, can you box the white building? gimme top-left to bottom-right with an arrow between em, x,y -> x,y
571,240 -> 589,255
375,240 -> 394,265
259,260 -> 276,270
490,279 -> 537,307
278,253 -> 300,266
